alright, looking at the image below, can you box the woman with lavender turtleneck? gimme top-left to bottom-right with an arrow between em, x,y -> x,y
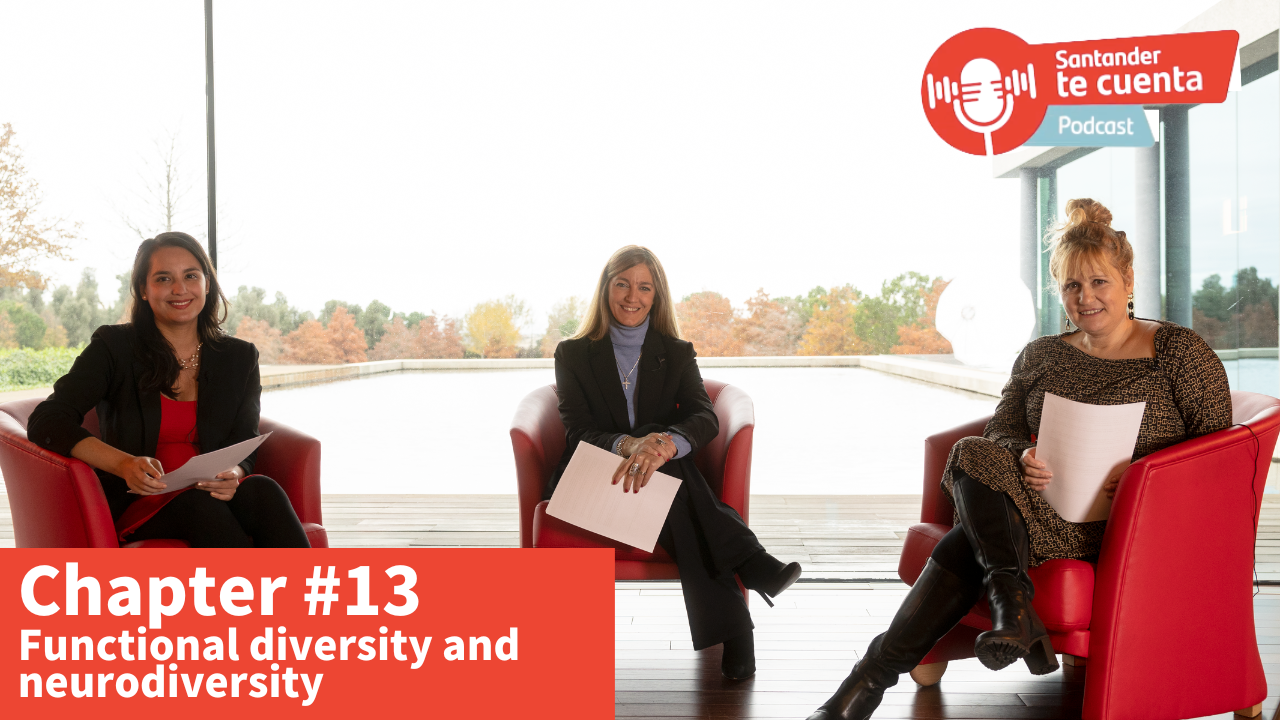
545,245 -> 802,680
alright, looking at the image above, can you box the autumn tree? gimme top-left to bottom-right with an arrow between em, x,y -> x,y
326,306 -> 368,363
235,316 -> 284,364
464,298 -> 523,358
0,124 -> 76,290
280,320 -> 344,365
675,291 -> 741,357
734,289 -> 802,356
540,296 -> 586,357
121,130 -> 196,239
797,285 -> 867,356
370,315 -> 466,360
856,272 -> 939,354
416,315 -> 465,358
892,278 -> 953,354
369,316 -> 415,360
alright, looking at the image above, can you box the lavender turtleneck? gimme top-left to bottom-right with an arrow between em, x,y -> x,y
610,316 -> 692,459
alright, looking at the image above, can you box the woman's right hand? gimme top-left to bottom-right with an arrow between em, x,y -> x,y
117,456 -> 166,495
619,433 -> 678,463
1020,446 -> 1052,490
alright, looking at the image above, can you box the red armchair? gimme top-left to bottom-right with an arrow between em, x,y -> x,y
897,390 -> 1280,720
510,379 -> 754,580
0,398 -> 328,548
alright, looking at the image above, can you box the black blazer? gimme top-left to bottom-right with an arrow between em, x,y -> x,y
547,325 -> 718,498
28,323 -> 262,520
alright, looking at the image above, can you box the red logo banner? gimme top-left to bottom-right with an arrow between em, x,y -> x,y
921,28 -> 1238,155
1,549 -> 613,719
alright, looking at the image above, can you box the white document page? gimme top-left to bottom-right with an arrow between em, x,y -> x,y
157,432 -> 272,494
546,441 -> 682,552
1035,393 -> 1145,523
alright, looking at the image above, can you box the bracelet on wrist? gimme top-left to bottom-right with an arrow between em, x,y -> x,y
614,436 -> 627,456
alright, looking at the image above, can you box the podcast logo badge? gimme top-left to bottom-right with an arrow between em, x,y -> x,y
922,27 -> 1239,156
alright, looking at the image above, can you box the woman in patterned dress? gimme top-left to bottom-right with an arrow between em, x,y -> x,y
806,199 -> 1232,720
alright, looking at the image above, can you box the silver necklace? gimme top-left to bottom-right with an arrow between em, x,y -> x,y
178,343 -> 203,371
617,352 -> 641,391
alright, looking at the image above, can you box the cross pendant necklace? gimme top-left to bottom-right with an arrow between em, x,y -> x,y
618,352 -> 641,391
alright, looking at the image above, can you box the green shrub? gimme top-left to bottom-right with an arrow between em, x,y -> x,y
0,346 -> 84,391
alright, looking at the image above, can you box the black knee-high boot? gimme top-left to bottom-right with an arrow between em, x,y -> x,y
951,472 -> 1058,674
805,559 -> 982,720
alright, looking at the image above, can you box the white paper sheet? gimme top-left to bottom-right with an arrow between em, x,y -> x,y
546,441 -> 682,552
1035,393 -> 1145,523
156,433 -> 272,494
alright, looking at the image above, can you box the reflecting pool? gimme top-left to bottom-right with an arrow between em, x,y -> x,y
260,367 -> 997,495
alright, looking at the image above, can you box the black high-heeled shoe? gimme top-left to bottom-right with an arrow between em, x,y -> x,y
736,550 -> 802,607
951,472 -> 1059,675
720,630 -> 756,680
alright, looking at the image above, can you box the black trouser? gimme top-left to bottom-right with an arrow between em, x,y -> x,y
641,425 -> 764,651
129,475 -> 311,548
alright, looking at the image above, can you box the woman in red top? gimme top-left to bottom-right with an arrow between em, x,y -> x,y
29,232 -> 309,547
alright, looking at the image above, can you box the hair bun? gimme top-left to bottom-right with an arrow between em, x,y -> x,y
1064,198 -> 1113,229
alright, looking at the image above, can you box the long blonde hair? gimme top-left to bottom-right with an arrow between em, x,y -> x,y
575,245 -> 681,341
1046,198 -> 1134,286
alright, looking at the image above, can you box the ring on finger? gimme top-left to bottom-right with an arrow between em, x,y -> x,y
630,463 -> 640,475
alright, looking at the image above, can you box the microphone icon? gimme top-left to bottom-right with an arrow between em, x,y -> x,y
927,58 -> 1036,156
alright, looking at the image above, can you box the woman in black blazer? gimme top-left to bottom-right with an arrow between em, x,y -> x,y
28,232 -> 309,548
548,245 -> 801,680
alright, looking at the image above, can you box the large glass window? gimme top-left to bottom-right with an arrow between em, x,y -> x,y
0,2 -> 207,356
1189,69 -> 1279,396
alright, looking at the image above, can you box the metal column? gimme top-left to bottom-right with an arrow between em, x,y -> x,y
1038,173 -> 1060,335
204,0 -> 218,271
1134,138 -> 1163,320
1163,107 -> 1191,327
1019,168 -> 1040,338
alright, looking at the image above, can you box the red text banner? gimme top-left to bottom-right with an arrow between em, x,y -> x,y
921,28 -> 1238,155
1,548 -> 613,719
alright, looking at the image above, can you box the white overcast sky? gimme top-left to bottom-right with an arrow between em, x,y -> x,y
0,0 -> 1223,328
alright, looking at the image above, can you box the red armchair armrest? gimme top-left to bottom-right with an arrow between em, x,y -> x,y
1085,399 -> 1280,720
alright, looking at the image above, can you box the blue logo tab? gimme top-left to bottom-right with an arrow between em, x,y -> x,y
1024,105 -> 1153,147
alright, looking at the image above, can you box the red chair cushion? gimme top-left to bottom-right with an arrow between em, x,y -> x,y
898,522 -> 1095,634
532,500 -> 672,562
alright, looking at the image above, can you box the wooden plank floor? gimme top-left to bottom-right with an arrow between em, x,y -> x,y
617,581 -> 1280,719
3,493 -> 1280,718
4,493 -> 1280,580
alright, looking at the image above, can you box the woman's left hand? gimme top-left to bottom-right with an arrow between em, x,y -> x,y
612,448 -> 665,493
198,465 -> 245,502
1103,468 -> 1125,499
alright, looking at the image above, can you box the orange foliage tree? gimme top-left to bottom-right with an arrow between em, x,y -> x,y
734,289 -> 802,356
675,291 -> 742,357
280,320 -> 343,364
369,316 -> 465,360
0,124 -> 76,290
797,285 -> 867,356
891,278 -> 953,354
234,316 -> 283,363
326,306 -> 368,363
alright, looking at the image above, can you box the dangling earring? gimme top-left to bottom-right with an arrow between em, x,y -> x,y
1127,293 -> 1135,320
1064,316 -> 1074,332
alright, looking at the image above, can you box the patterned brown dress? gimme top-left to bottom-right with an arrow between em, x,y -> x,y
942,321 -> 1232,566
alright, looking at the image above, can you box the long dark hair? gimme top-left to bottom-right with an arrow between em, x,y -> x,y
130,232 -> 229,397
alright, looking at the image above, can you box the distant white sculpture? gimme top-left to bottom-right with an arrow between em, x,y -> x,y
935,274 -> 1036,370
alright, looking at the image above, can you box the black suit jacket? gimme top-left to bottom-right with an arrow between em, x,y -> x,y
28,323 -> 262,520
547,325 -> 718,498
